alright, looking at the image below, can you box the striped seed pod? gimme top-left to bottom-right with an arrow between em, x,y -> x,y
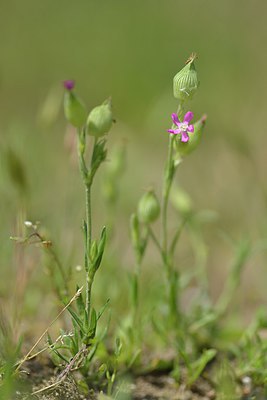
173,53 -> 199,101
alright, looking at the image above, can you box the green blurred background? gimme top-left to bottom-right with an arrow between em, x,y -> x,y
1,0 -> 267,334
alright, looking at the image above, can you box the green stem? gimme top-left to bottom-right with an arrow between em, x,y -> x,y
77,129 -> 95,314
169,219 -> 187,257
85,185 -> 92,251
147,225 -> 162,255
162,134 -> 175,256
77,128 -> 88,185
132,266 -> 140,331
85,184 -> 92,313
161,103 -> 184,321
161,102 -> 184,255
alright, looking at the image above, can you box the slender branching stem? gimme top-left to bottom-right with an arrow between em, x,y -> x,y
132,264 -> 140,331
169,219 -> 187,257
161,103 -> 184,322
77,129 -> 96,314
147,225 -> 162,255
162,134 -> 175,257
85,185 -> 92,251
162,103 -> 184,258
85,183 -> 93,314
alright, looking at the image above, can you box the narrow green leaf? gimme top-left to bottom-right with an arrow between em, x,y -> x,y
47,333 -> 53,346
50,348 -> 69,363
83,309 -> 89,332
189,349 -> 217,385
93,226 -> 107,272
67,307 -> 85,334
97,298 -> 110,321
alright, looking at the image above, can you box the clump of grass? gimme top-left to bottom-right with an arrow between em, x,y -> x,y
0,307 -> 23,399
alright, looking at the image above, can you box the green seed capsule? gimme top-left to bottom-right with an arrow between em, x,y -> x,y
138,189 -> 160,224
87,98 -> 113,138
173,54 -> 199,101
175,114 -> 207,157
63,90 -> 87,128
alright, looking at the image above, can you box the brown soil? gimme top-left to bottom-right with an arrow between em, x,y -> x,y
133,374 -> 216,400
14,358 -> 265,400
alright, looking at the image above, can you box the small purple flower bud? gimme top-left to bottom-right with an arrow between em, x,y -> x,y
63,80 -> 75,91
63,80 -> 87,127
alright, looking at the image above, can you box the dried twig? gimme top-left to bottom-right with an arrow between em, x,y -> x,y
31,345 -> 88,395
15,287 -> 83,372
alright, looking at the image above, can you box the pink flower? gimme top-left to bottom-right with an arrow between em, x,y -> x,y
63,80 -> 75,91
167,111 -> 194,142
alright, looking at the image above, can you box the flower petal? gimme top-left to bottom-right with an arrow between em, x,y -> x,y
187,124 -> 194,133
171,113 -> 180,126
63,80 -> 75,90
168,129 -> 181,135
183,111 -> 194,123
181,132 -> 189,142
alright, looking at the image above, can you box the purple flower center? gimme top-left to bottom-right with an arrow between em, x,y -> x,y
63,80 -> 75,91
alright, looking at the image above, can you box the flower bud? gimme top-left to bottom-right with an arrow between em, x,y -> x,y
63,80 -> 87,128
90,240 -> 98,263
171,186 -> 193,217
173,54 -> 199,101
86,98 -> 113,138
175,114 -> 207,157
138,189 -> 160,224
